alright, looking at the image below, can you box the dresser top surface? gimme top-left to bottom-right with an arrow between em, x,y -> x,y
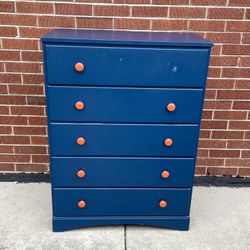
41,29 -> 213,47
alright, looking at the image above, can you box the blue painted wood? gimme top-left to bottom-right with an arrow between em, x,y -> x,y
41,29 -> 213,48
48,86 -> 203,123
53,188 -> 191,216
53,216 -> 190,232
45,45 -> 209,87
50,124 -> 199,156
51,157 -> 195,187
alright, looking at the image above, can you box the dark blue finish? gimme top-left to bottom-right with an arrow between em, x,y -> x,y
52,157 -> 195,187
53,188 -> 191,216
42,29 -> 213,47
41,29 -> 213,232
45,45 -> 209,87
48,87 -> 203,123
50,124 -> 199,156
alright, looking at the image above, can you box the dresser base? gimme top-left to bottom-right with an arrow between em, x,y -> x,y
52,216 -> 190,232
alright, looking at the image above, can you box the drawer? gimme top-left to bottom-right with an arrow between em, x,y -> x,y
51,157 -> 195,187
48,86 -> 203,123
45,45 -> 209,87
50,124 -> 199,156
53,188 -> 191,216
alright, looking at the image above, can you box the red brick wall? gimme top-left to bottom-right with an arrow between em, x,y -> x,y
0,0 -> 249,176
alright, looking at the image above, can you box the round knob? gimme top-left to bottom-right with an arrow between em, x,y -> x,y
77,170 -> 86,178
77,200 -> 86,208
166,103 -> 176,112
75,62 -> 85,72
75,101 -> 85,110
77,137 -> 85,146
159,200 -> 167,208
161,170 -> 170,179
164,138 -> 173,147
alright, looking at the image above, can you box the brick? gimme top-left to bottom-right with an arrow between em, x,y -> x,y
226,21 -> 250,32
228,0 -> 250,6
0,14 -> 36,26
210,56 -> 238,67
242,33 -> 250,44
0,74 -> 21,83
212,131 -> 244,139
209,149 -> 240,158
222,45 -> 250,55
191,0 -> 226,4
0,116 -> 28,125
227,140 -> 250,149
132,6 -> 168,17
210,45 -> 221,55
229,121 -> 250,130
206,33 -> 241,44
27,96 -> 46,106
114,0 -> 150,3
239,57 -> 250,67
0,106 -> 9,115
38,16 -> 75,28
189,21 -> 225,31
77,17 -> 112,29
0,95 -> 26,105
232,101 -> 250,110
223,68 -> 250,79
9,85 -> 44,95
196,158 -> 224,166
21,51 -> 43,62
213,111 -> 247,120
16,2 -> 54,14
225,159 -> 250,167
169,7 -> 206,18
202,111 -> 213,119
199,139 -> 226,148
0,146 -> 13,153
201,121 -> 228,129
152,0 -> 188,4
6,62 -> 41,73
95,6 -> 129,16
14,146 -> 47,154
0,135 -> 30,144
22,75 -> 44,84
0,163 -> 15,171
55,3 -> 92,15
203,100 -> 232,110
11,106 -> 45,116
208,67 -> 221,78
199,130 -> 211,138
32,155 -> 49,163
0,126 -> 12,134
217,90 -> 250,100
77,0 -> 111,2
115,19 -> 150,30
242,150 -> 250,158
235,80 -> 250,90
29,117 -> 47,126
31,136 -> 48,145
0,1 -> 15,12
14,126 -> 46,135
208,8 -> 244,19
244,132 -> 250,140
0,27 -> 17,37
0,51 -> 20,61
19,27 -> 52,38
2,39 -> 39,50
0,155 -> 30,163
207,167 -> 237,176
206,79 -> 235,89
238,168 -> 250,176
195,166 -> 206,175
204,90 -> 216,99
16,164 -> 48,172
152,20 -> 187,30
0,85 -> 8,94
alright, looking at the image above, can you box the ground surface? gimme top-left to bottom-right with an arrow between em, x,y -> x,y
0,183 -> 249,250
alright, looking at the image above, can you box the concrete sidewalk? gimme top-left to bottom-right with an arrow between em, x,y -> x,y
0,183 -> 249,250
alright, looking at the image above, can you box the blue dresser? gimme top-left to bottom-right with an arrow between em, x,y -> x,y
41,29 -> 213,232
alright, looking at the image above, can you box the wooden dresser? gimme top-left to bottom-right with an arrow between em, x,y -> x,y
41,29 -> 213,232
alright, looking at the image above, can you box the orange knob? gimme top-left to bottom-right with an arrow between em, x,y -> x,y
75,62 -> 85,72
167,103 -> 176,112
77,170 -> 86,178
75,101 -> 85,110
164,138 -> 173,147
77,200 -> 86,208
159,200 -> 167,208
161,170 -> 170,179
77,137 -> 85,146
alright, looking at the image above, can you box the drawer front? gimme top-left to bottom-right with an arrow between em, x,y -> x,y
50,124 -> 199,156
51,157 -> 195,187
48,87 -> 203,123
53,188 -> 191,216
45,45 -> 209,87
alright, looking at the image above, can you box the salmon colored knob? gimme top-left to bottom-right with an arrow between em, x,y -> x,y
159,200 -> 167,208
77,200 -> 86,208
161,170 -> 170,179
77,170 -> 86,178
164,138 -> 173,147
77,137 -> 85,146
75,62 -> 85,72
75,101 -> 85,110
167,103 -> 176,112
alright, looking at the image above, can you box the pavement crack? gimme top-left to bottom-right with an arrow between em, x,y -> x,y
124,225 -> 127,250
